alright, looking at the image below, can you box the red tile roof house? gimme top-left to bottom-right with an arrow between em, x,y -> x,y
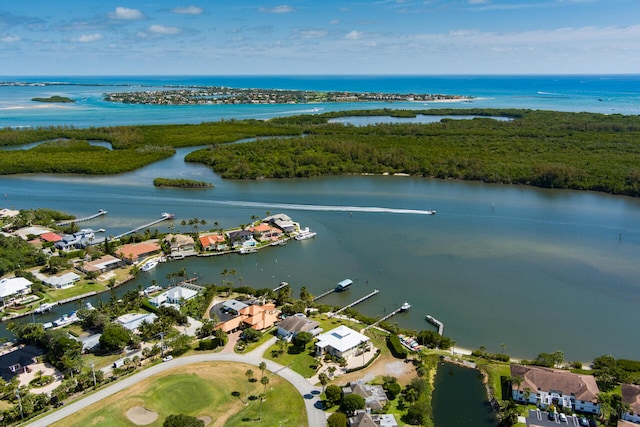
622,383 -> 640,424
215,303 -> 280,333
39,232 -> 63,243
249,223 -> 283,242
199,233 -> 227,251
510,364 -> 601,415
115,241 -> 162,263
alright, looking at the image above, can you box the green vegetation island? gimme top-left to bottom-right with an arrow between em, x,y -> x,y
153,177 -> 213,188
31,96 -> 75,103
104,86 -> 472,105
1,108 -> 639,196
0,208 -> 637,427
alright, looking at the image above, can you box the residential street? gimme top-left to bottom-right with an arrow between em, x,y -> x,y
24,337 -> 326,427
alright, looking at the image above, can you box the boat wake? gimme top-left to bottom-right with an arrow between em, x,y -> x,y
214,200 -> 435,215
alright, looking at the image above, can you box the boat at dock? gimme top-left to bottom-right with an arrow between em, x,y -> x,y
34,302 -> 56,313
239,246 -> 258,254
295,227 -> 317,240
140,258 -> 159,272
400,301 -> 411,311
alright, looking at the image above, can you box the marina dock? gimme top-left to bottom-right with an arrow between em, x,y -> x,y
426,314 -> 444,335
312,288 -> 336,301
363,301 -> 410,331
56,209 -> 107,226
113,212 -> 174,239
333,289 -> 379,316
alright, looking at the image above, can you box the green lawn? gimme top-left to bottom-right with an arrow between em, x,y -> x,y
265,341 -> 319,378
45,281 -> 106,301
52,361 -> 307,427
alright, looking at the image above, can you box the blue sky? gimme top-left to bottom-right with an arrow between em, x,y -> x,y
1,0 -> 639,75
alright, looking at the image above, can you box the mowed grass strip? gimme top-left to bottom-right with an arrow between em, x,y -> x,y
52,361 -> 307,427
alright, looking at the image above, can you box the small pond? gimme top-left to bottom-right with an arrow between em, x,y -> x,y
432,362 -> 498,427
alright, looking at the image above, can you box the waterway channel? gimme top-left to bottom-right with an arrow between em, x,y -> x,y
2,136 -> 640,362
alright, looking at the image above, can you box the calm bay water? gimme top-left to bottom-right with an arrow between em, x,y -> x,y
1,75 -> 640,362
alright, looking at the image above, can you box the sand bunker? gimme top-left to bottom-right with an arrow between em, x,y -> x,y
198,415 -> 212,425
127,406 -> 159,425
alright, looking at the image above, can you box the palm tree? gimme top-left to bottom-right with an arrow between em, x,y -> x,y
318,372 -> 329,392
261,375 -> 269,395
259,361 -> 266,378
245,369 -> 254,403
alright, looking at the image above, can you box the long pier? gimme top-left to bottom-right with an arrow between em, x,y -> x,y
56,209 -> 107,226
333,289 -> 379,316
113,212 -> 174,239
312,288 -> 336,301
363,303 -> 408,331
426,314 -> 444,335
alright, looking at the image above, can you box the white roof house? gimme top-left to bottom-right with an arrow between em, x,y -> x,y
43,272 -> 81,289
0,277 -> 33,301
315,325 -> 369,359
117,313 -> 158,331
149,286 -> 198,307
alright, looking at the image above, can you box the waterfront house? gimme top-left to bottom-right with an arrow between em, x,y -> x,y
79,254 -> 124,275
227,229 -> 256,248
164,234 -> 196,257
622,383 -> 640,424
264,213 -> 296,233
315,325 -> 370,359
276,315 -> 321,341
54,228 -> 96,250
250,223 -> 283,241
199,233 -> 226,251
117,312 -> 159,332
0,208 -> 19,219
343,381 -> 389,411
510,364 -> 601,414
349,411 -> 398,427
0,277 -> 33,306
215,301 -> 280,333
42,272 -> 81,289
116,241 -> 162,263
149,286 -> 197,307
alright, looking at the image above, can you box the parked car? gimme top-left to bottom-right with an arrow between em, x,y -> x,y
548,412 -> 556,421
163,355 -> 173,362
559,413 -> 567,422
579,417 -> 589,426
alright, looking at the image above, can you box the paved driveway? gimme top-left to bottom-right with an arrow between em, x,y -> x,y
25,337 -> 326,427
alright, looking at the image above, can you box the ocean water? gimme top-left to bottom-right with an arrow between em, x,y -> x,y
1,75 -> 639,128
1,75 -> 640,361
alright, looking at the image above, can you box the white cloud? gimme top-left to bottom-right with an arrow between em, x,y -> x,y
345,30 -> 363,40
259,5 -> 295,13
297,29 -> 328,39
172,6 -> 204,15
329,19 -> 340,25
109,7 -> 144,20
1,35 -> 20,43
149,24 -> 181,35
74,33 -> 104,43
469,0 -> 489,4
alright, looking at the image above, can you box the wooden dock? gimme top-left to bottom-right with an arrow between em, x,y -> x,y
57,209 -> 107,226
426,314 -> 444,335
113,212 -> 174,239
363,302 -> 409,331
333,289 -> 379,316
273,281 -> 289,292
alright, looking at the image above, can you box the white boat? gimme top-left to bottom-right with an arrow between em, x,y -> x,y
140,259 -> 159,272
400,301 -> 411,311
35,302 -> 56,313
239,246 -> 258,254
295,227 -> 317,240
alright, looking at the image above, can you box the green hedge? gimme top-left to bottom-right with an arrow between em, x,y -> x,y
387,335 -> 408,359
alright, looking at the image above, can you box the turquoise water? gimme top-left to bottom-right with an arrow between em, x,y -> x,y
1,76 -> 640,361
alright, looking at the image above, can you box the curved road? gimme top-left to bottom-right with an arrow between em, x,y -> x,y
25,339 -> 326,427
